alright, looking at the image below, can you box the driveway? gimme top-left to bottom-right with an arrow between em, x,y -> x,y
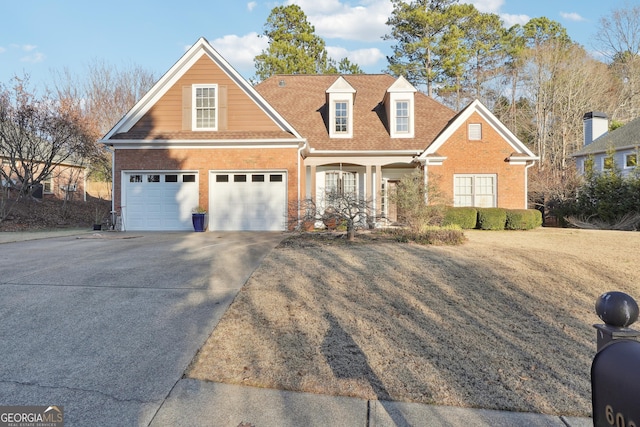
0,231 -> 284,426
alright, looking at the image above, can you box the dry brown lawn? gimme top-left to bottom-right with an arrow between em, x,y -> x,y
187,228 -> 640,417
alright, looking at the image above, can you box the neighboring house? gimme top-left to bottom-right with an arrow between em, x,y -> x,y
1,154 -> 86,201
573,112 -> 640,176
101,37 -> 538,232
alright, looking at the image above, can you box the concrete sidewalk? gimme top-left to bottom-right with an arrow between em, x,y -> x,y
151,379 -> 592,427
0,228 -> 93,243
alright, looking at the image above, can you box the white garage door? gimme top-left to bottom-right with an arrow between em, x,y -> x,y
209,171 -> 287,231
123,172 -> 199,231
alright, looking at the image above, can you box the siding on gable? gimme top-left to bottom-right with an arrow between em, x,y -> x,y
434,112 -> 527,209
129,55 -> 281,135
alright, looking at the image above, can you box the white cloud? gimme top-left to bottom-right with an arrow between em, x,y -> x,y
560,11 -> 585,22
211,32 -> 268,73
500,13 -> 530,28
289,0 -> 393,42
326,46 -> 384,66
22,44 -> 38,52
20,52 -> 45,63
0,46 -> 6,54
247,2 -> 257,12
465,0 -> 504,13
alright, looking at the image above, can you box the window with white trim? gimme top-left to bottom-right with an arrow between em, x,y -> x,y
325,171 -> 356,196
625,153 -> 637,168
395,101 -> 410,133
454,174 -> 496,208
193,84 -> 217,130
468,123 -> 482,140
334,101 -> 349,133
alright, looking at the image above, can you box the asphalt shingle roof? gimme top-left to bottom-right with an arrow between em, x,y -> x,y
574,116 -> 640,156
255,74 -> 457,152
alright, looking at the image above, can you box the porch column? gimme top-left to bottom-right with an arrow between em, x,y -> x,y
366,164 -> 374,222
309,165 -> 316,201
375,164 -> 383,218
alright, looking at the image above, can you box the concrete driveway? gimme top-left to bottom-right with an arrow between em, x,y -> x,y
0,231 -> 284,426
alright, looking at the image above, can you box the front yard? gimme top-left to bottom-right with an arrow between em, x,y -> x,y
187,228 -> 640,417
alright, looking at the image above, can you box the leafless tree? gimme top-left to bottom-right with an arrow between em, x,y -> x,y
0,76 -> 96,221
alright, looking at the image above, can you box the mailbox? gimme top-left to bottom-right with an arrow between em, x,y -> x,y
592,292 -> 640,427
592,340 -> 640,427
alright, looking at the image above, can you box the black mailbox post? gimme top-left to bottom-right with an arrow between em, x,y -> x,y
592,291 -> 640,427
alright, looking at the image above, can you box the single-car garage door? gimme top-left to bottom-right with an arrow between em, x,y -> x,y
123,172 -> 199,231
209,171 -> 287,231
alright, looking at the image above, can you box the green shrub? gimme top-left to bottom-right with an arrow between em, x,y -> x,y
476,208 -> 507,230
443,207 -> 477,229
505,209 -> 543,230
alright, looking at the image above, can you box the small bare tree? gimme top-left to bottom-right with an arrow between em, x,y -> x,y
0,76 -> 96,222
321,190 -> 374,241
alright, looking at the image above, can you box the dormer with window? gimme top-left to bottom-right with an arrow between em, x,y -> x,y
385,76 -> 416,138
326,77 -> 356,138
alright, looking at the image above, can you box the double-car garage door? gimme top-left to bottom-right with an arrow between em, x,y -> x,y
123,171 -> 286,231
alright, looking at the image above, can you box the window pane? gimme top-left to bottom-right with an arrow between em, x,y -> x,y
626,154 -> 637,168
396,101 -> 409,133
604,157 -> 614,169
130,175 -> 142,183
183,174 -> 196,183
335,102 -> 348,133
270,174 -> 283,182
215,175 -> 229,183
165,175 -> 178,182
252,174 -> 265,182
194,86 -> 216,129
147,175 -> 160,183
234,174 -> 247,182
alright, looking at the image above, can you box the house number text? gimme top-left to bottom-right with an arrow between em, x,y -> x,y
606,405 -> 637,427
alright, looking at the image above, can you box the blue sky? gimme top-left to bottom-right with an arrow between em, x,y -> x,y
0,0 -> 625,91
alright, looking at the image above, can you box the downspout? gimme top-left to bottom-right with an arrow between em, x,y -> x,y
297,140 -> 309,224
103,144 -> 116,226
525,160 -> 535,209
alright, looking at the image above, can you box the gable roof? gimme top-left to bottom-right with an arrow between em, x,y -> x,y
573,116 -> 640,157
418,99 -> 537,162
254,74 -> 456,152
101,37 -> 301,143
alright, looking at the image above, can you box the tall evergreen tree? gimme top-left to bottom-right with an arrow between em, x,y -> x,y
384,0 -> 459,97
254,4 -> 361,81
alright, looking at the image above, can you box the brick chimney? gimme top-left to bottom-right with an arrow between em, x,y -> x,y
583,112 -> 608,146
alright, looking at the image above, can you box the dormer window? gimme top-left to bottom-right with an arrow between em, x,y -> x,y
334,101 -> 349,133
395,101 -> 410,133
385,76 -> 416,138
193,84 -> 218,131
326,77 -> 356,138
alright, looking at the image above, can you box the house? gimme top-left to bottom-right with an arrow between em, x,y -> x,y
1,153 -> 86,201
573,112 -> 640,176
101,37 -> 538,231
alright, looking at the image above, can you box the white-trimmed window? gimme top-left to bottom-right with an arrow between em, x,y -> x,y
334,101 -> 349,133
395,101 -> 410,133
603,156 -> 615,170
193,84 -> 217,130
325,171 -> 356,196
454,174 -> 496,208
625,153 -> 638,169
468,123 -> 482,140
